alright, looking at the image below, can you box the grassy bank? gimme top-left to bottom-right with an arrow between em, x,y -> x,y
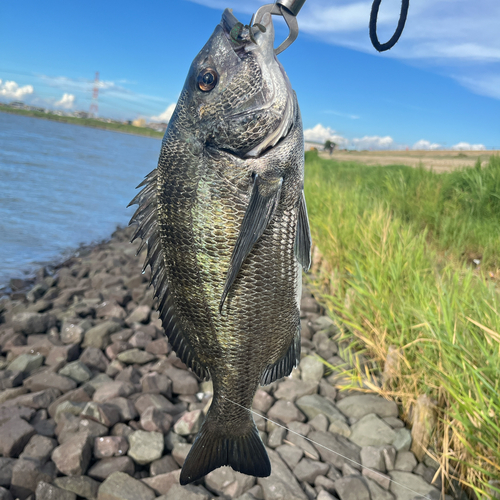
0,105 -> 164,139
304,151 -> 500,498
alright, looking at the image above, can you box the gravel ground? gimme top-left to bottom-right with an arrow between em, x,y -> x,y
0,226 -> 464,500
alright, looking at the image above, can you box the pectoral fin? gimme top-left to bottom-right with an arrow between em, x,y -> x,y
219,174 -> 283,312
294,190 -> 311,271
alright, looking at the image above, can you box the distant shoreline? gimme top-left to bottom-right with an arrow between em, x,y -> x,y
0,105 -> 164,139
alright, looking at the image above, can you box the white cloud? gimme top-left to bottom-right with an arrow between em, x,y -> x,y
0,79 -> 34,99
451,142 -> 486,151
304,123 -> 395,150
413,139 -> 441,150
55,93 -> 75,109
150,103 -> 176,123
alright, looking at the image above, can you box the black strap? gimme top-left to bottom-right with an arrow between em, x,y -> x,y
369,0 -> 410,52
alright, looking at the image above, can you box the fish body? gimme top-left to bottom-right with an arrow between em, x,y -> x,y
129,9 -> 311,484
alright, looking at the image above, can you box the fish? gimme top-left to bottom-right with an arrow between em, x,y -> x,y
129,8 -> 311,485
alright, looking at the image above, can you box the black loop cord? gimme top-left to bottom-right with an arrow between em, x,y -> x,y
369,0 -> 410,52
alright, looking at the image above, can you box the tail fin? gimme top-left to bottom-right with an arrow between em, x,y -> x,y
180,409 -> 271,485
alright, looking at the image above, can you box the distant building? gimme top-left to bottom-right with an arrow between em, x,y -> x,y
73,111 -> 89,119
132,118 -> 146,128
9,101 -> 25,108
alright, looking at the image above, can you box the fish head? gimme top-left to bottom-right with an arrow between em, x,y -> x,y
178,9 -> 295,158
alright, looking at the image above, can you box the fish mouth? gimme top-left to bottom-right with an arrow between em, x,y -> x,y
221,8 -> 271,54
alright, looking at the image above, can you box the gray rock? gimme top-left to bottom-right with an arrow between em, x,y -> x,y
296,394 -> 347,424
293,458 -> 329,484
394,451 -> 417,472
7,353 -> 44,374
253,389 -> 275,413
82,321 -> 122,350
0,417 -> 36,457
173,409 -> 203,436
51,431 -> 92,476
0,405 -> 35,425
0,457 -> 16,487
299,356 -> 324,383
92,381 -> 135,403
83,373 -> 114,393
360,446 -> 386,472
0,370 -> 24,390
383,417 -> 405,429
334,477 -> 370,500
365,478 -> 395,500
0,486 -> 13,500
383,446 -> 397,471
125,305 -> 151,325
337,394 -> 398,420
116,349 -> 155,365
127,430 -> 164,464
97,471 -> 155,500
87,456 -> 135,481
60,321 -> 86,345
388,471 -> 440,500
171,442 -> 192,467
205,467 -> 256,498
349,414 -> 397,447
3,388 -> 61,410
81,402 -> 121,427
23,371 -> 77,393
35,482 -> 77,500
267,425 -> 286,448
285,431 -> 319,460
0,386 -> 28,404
12,312 -> 56,334
362,468 -> 392,490
140,407 -> 173,433
80,347 -> 110,372
328,419 -> 351,438
392,428 -> 412,452
308,413 -> 329,432
141,372 -> 172,396
59,361 -> 93,383
267,400 -> 306,424
316,492 -> 337,500
10,459 -> 56,500
257,448 -> 308,500
308,430 -> 361,471
107,397 -> 138,421
150,455 -> 179,476
141,470 -> 182,496
159,483 -> 210,500
275,444 -> 304,470
54,476 -> 100,500
79,418 -> 109,439
164,366 -> 199,395
94,436 -> 129,458
19,435 -> 57,464
273,379 -> 318,401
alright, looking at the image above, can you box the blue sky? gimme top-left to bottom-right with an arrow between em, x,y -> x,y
1,0 -> 499,150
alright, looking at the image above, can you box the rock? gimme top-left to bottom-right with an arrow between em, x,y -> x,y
141,470 -> 182,496
384,417 -> 405,429
296,394 -> 347,424
54,401 -> 86,424
97,471 -> 155,500
159,483 -> 210,500
0,405 -> 35,425
125,305 -> 151,325
80,347 -> 109,372
334,477 -> 370,500
94,436 -> 129,458
95,301 -> 126,321
252,389 -> 274,413
93,381 -> 135,403
23,371 -> 77,393
145,338 -> 170,355
3,388 -> 61,410
164,366 -> 199,395
0,417 -> 36,457
275,444 -> 304,470
81,402 -> 121,427
388,471 -> 440,500
12,312 -> 56,335
308,430 -> 361,471
59,361 -> 93,383
84,373 -> 114,393
54,476 -> 100,500
362,468 -> 392,490
273,379 -> 318,401
140,407 -> 173,433
171,442 -> 192,466
0,486 -> 13,500
141,372 -> 172,396
48,387 -> 91,418
410,395 -> 437,462
299,356 -> 324,383
107,397 -> 138,421
60,321 -> 86,345
34,419 -> 57,437
349,414 -> 397,447
105,341 -> 131,360
285,431 -> 319,460
51,431 -> 92,476
383,446 -> 397,471
150,455 -> 179,476
293,459 -> 329,484
328,419 -> 351,438
19,435 -> 56,464
127,430 -> 164,464
0,386 -> 28,404
116,348 -> 155,364
7,353 -> 44,374
0,457 -> 16,487
205,467 -> 256,498
79,418 -> 109,438
392,428 -> 412,452
115,366 -> 142,385
364,478 -> 396,500
360,446 -> 386,472
267,425 -> 286,448
45,344 -> 80,367
316,492 -> 337,500
267,400 -> 306,424
394,451 -> 417,472
336,395 -> 398,420
87,456 -> 135,481
0,370 -> 24,390
10,459 -> 56,500
257,448 -> 307,500
173,409 -> 203,436
134,393 -> 178,415
82,321 -> 121,350
35,482 -> 77,500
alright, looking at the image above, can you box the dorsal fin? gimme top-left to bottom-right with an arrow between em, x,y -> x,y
129,170 -> 208,380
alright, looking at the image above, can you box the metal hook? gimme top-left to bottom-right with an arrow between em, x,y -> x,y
252,0 -> 306,55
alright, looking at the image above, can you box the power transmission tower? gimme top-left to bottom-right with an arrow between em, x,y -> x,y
89,71 -> 99,117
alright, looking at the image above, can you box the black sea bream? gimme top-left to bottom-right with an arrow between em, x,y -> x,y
129,8 -> 311,484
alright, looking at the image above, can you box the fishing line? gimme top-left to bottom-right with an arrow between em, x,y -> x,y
369,0 -> 410,52
221,395 -> 434,500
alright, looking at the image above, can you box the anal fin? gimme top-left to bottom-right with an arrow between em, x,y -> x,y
294,190 -> 312,271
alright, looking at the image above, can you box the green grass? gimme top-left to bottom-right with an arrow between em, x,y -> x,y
0,105 -> 164,139
304,151 -> 500,498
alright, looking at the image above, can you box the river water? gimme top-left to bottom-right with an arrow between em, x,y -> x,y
0,112 -> 162,288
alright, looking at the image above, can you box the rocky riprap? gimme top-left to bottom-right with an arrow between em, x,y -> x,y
0,226 -> 459,500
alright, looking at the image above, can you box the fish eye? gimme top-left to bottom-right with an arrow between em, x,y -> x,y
197,68 -> 218,92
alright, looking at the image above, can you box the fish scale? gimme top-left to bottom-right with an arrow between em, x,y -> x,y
129,8 -> 311,484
